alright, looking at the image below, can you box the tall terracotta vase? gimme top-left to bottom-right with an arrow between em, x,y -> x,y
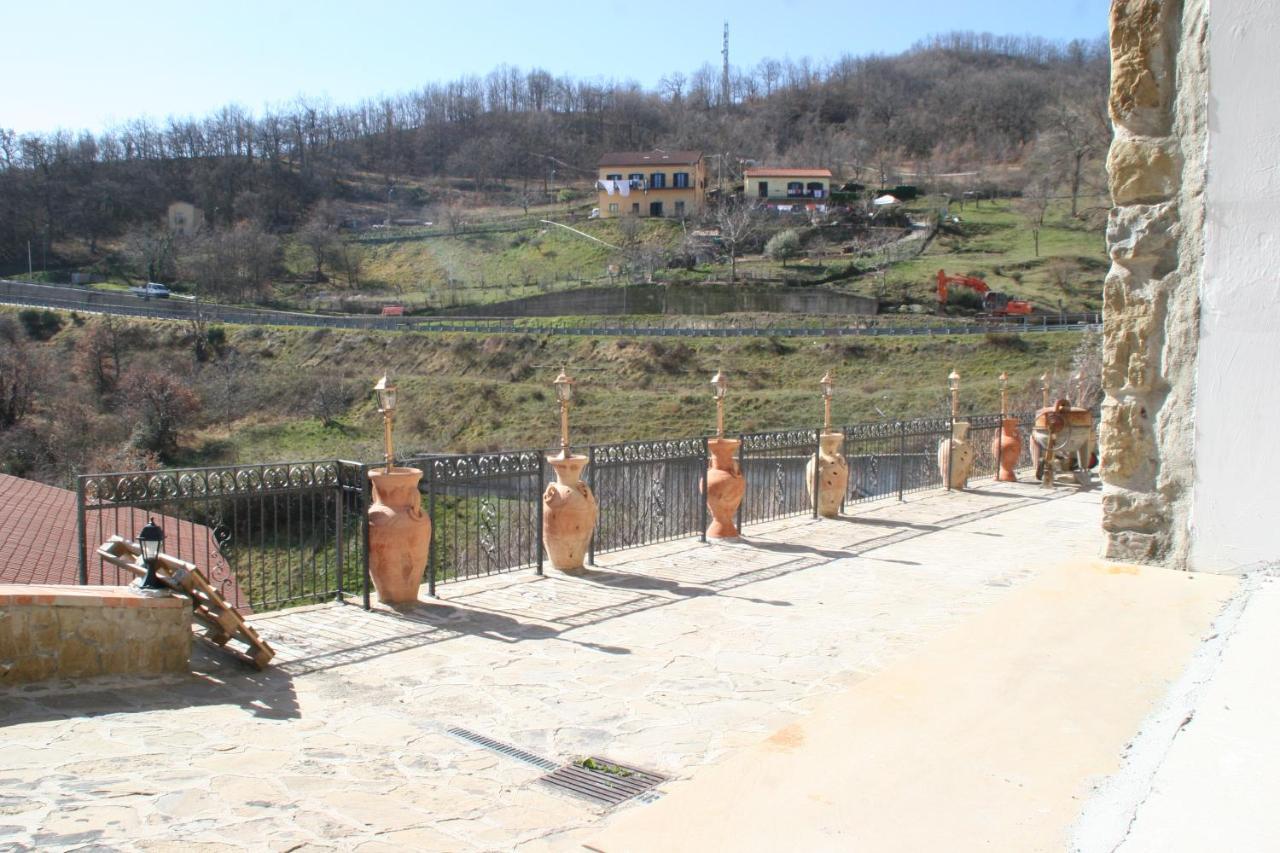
702,438 -> 746,538
543,454 -> 598,572
937,421 -> 975,490
367,467 -> 432,605
806,432 -> 849,518
992,418 -> 1022,482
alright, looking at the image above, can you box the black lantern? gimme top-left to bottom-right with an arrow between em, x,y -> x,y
137,518 -> 166,590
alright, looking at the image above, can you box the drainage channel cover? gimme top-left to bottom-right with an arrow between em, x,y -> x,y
445,726 -> 559,771
540,757 -> 667,807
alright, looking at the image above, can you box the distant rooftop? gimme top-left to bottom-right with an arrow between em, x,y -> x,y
743,167 -> 833,178
597,149 -> 702,167
0,472 -> 246,608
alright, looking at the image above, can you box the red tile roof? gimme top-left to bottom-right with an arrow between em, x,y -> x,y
598,149 -> 702,167
743,167 -> 833,178
0,473 -> 247,609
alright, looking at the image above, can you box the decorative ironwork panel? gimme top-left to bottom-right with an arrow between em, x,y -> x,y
591,439 -> 705,554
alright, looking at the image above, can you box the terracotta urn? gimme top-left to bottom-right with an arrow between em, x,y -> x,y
702,438 -> 746,538
992,417 -> 1022,482
806,432 -> 849,518
367,466 -> 432,605
543,454 -> 598,572
937,421 -> 975,490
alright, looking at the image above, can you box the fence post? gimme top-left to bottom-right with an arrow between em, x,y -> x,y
897,421 -> 906,502
735,435 -> 745,536
587,444 -> 597,567
361,466 -> 372,609
75,476 -> 88,585
426,461 -> 438,597
699,437 -> 709,543
812,427 -> 821,519
536,455 -> 546,575
333,465 -> 345,602
945,415 -> 955,492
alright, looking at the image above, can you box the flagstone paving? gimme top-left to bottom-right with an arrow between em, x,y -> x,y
0,481 -> 1098,852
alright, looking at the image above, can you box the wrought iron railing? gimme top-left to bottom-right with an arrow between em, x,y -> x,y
76,412 -> 1043,612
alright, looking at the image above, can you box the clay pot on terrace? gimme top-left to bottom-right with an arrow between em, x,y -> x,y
702,438 -> 746,538
806,432 -> 850,518
993,418 -> 1022,482
367,466 -> 432,605
543,454 -> 598,572
937,421 -> 975,490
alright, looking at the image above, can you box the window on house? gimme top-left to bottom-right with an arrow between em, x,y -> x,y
787,181 -> 804,197
631,202 -> 640,214
606,173 -> 623,181
628,172 -> 645,188
649,172 -> 666,189
758,181 -> 769,197
673,172 -> 689,188
609,203 -> 619,214
807,182 -> 825,196
674,200 -> 685,216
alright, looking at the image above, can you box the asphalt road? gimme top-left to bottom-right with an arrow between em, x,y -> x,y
0,279 -> 1101,339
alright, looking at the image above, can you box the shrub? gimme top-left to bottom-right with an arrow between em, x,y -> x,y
983,332 -> 1029,352
18,309 -> 63,341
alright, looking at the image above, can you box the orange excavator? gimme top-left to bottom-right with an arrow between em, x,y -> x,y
936,269 -> 1033,317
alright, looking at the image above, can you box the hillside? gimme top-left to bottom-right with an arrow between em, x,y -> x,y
1,307 -> 1090,486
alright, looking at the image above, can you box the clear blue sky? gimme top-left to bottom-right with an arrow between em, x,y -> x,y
3,0 -> 1111,135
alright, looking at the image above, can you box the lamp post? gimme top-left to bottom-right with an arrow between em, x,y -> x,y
999,371 -> 1009,420
948,369 -> 961,418
711,370 -> 728,438
820,370 -> 835,433
374,375 -> 397,473
553,368 -> 575,457
137,518 -> 165,591
1041,372 -> 1050,409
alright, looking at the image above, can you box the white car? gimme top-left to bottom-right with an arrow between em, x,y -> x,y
130,283 -> 171,299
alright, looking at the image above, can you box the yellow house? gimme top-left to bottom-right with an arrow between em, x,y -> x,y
742,168 -> 833,205
166,201 -> 205,236
596,150 -> 707,219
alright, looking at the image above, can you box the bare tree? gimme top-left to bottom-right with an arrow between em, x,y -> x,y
716,200 -> 762,282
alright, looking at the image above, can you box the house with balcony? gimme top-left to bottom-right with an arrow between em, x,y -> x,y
743,167 -> 833,209
596,150 -> 707,218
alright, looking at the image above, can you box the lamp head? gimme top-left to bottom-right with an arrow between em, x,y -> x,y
710,370 -> 728,400
374,375 -> 397,413
1040,372 -> 1049,389
819,370 -> 835,400
948,369 -> 960,392
553,368 -> 574,403
138,517 -> 164,563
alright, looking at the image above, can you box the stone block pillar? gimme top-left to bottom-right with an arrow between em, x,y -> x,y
1101,0 -> 1207,565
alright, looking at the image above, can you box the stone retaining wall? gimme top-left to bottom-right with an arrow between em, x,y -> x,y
0,585 -> 191,684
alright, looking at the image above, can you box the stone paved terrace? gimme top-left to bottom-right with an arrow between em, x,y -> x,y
0,481 -> 1101,851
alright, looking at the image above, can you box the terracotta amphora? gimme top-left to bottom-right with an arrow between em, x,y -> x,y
806,432 -> 849,518
543,454 -> 598,571
702,438 -> 746,538
367,466 -> 432,605
992,418 -> 1022,482
937,421 -> 975,490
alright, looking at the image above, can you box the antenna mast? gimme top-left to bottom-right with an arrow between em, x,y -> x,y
721,21 -> 731,110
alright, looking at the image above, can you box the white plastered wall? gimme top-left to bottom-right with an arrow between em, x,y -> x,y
1190,0 -> 1280,570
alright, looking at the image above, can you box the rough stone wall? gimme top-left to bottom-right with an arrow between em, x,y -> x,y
0,586 -> 191,684
1101,0 -> 1207,566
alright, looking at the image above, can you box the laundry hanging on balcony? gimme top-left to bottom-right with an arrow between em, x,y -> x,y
597,179 -> 631,197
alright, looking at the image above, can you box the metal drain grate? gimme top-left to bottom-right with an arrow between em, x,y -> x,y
445,727 -> 559,771
540,757 -> 667,807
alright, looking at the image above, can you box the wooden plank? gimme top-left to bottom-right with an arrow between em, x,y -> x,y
96,537 -> 275,669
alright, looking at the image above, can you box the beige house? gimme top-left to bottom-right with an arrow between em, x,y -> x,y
596,150 -> 707,219
743,168 -> 833,205
166,201 -> 205,237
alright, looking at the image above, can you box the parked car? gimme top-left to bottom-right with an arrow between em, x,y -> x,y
130,282 -> 171,299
